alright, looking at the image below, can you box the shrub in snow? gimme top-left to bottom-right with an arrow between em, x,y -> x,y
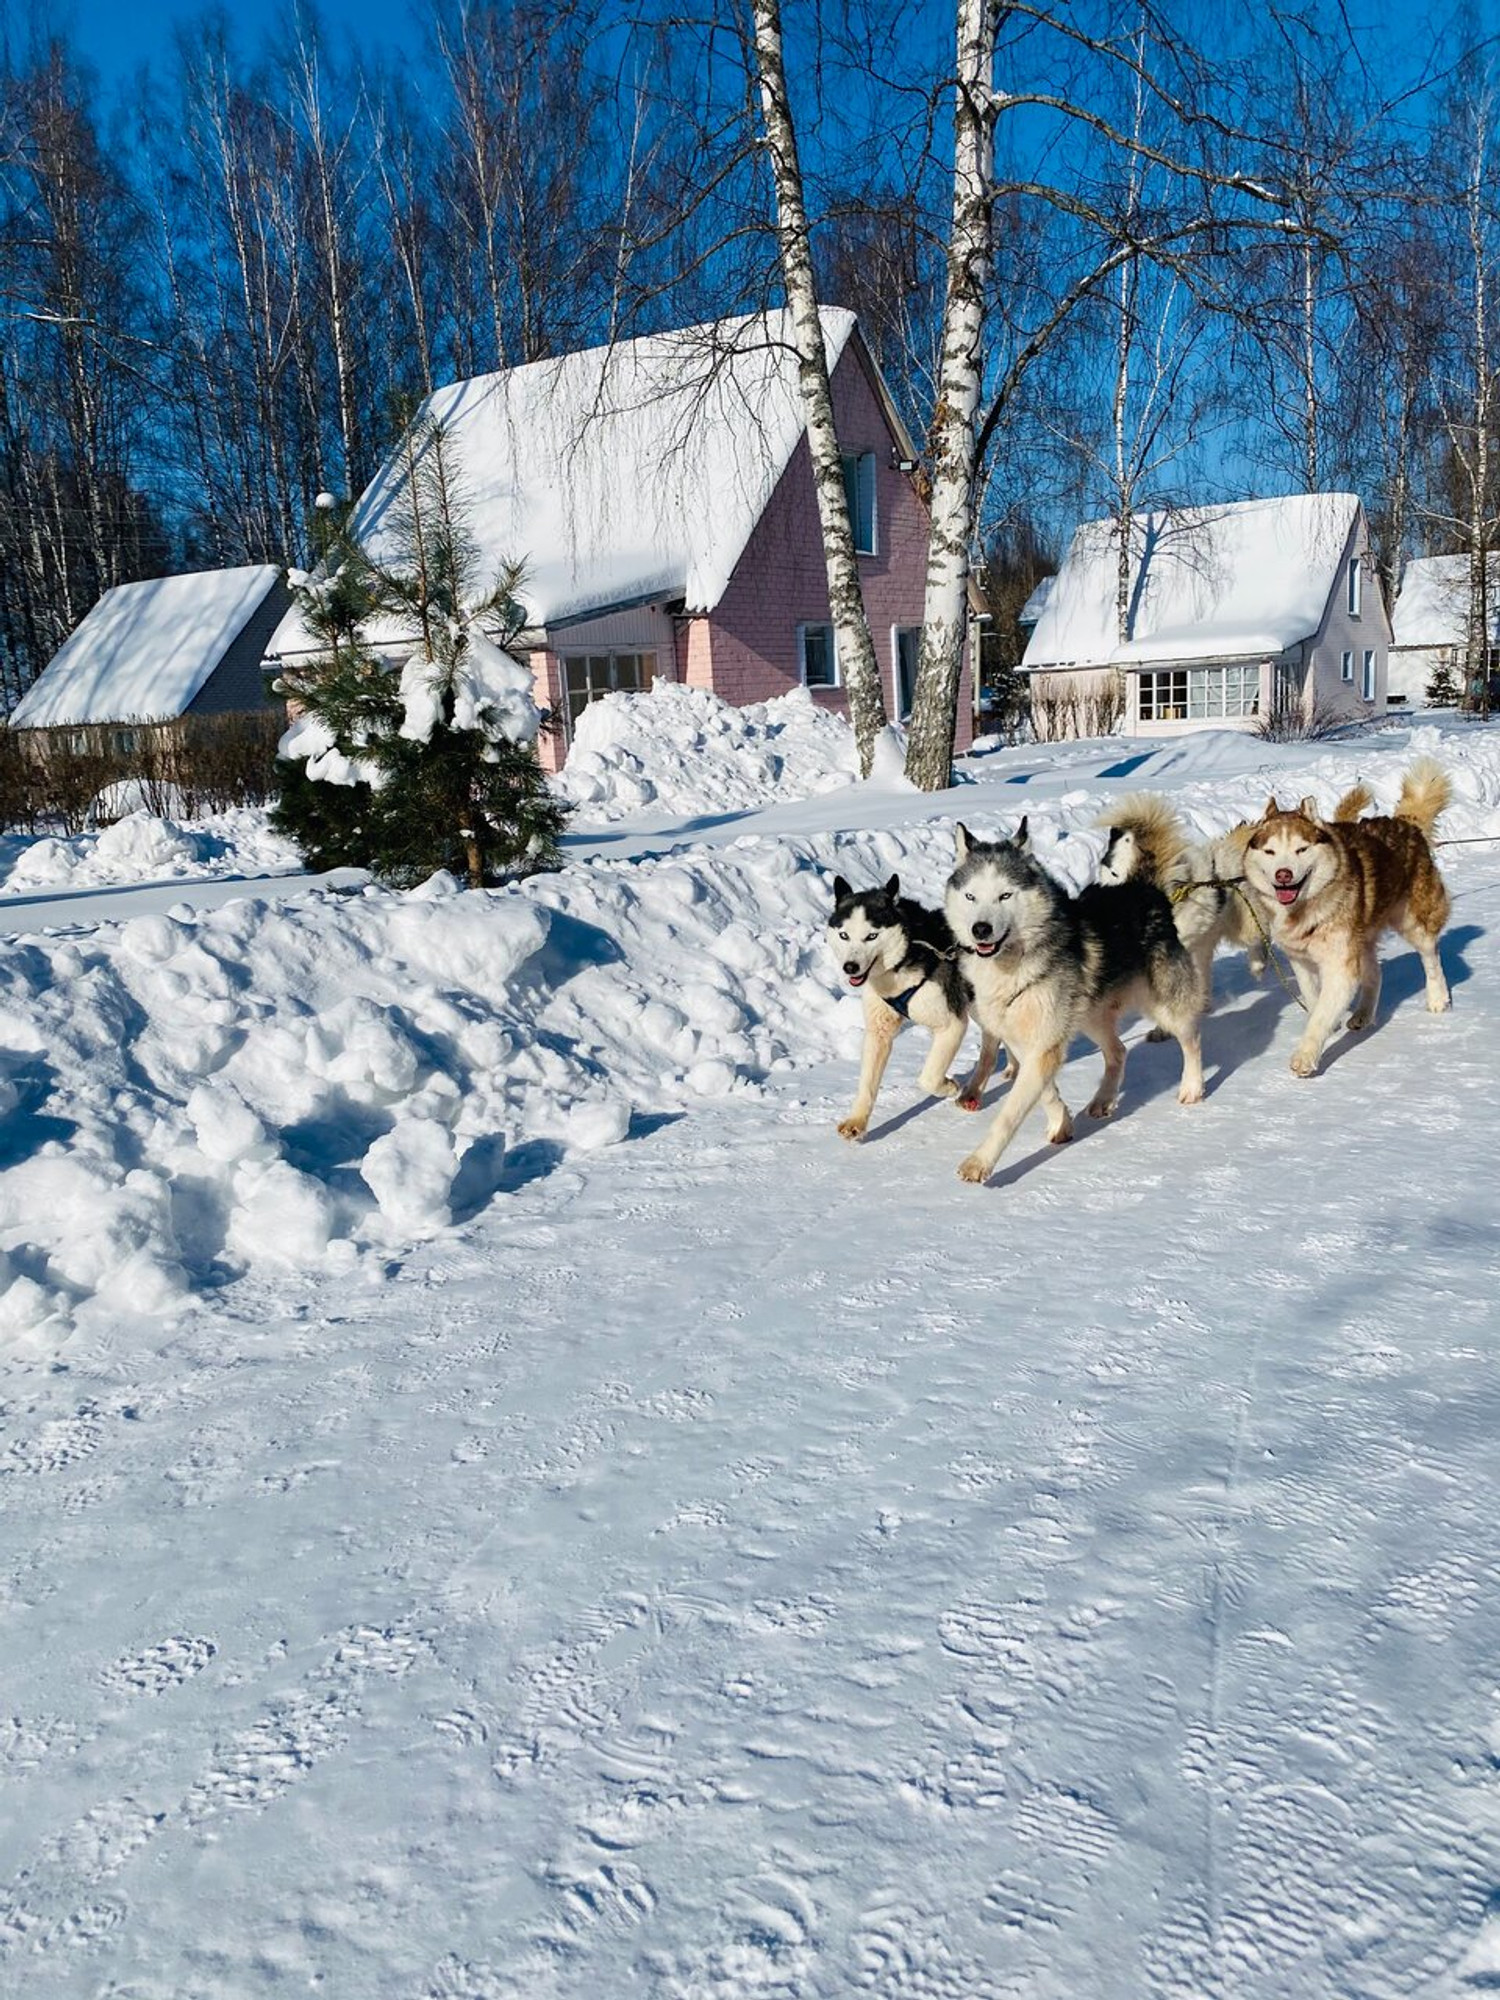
273,417 -> 566,888
1426,658 -> 1461,706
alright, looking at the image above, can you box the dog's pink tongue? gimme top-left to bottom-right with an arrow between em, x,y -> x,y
1275,884 -> 1300,905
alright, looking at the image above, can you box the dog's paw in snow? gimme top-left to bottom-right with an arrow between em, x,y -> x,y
1178,1080 -> 1205,1105
956,1154 -> 990,1184
1084,1094 -> 1118,1120
837,1116 -> 868,1142
1289,1048 -> 1321,1077
924,1075 -> 961,1100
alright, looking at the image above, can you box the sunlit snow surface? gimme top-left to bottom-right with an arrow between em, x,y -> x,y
2,714 -> 1500,1995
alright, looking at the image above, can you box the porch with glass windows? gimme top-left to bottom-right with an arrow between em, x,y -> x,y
1128,658 -> 1271,734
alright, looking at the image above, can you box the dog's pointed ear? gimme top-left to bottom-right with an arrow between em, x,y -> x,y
884,874 -> 900,899
1298,794 -> 1321,821
1262,795 -> 1281,820
954,823 -> 972,862
1014,814 -> 1030,850
832,874 -> 852,903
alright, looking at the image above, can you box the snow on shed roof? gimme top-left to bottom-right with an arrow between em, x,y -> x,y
1018,575 -> 1054,627
271,308 -> 865,657
1021,494 -> 1363,671
1392,553 -> 1500,648
10,565 -> 284,728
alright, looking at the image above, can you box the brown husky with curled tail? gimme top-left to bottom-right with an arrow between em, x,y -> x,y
1239,758 -> 1452,1077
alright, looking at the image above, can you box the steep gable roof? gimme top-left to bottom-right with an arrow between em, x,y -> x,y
1022,494 -> 1365,671
271,309 -> 867,661
1392,553 -> 1500,648
10,565 -> 284,727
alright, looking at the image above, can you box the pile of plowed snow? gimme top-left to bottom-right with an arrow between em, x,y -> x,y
0,808 -> 302,900
555,683 -> 857,821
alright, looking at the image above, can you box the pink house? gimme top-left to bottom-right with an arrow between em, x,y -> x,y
271,309 -> 968,768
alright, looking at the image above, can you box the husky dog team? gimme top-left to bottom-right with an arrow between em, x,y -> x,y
826,756 -> 1454,1185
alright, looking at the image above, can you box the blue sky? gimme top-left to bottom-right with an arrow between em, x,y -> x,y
56,0 -> 417,88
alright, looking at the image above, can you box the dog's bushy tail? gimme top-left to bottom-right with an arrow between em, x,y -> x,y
1332,782 -> 1375,821
1395,756 -> 1451,836
1096,793 -> 1188,886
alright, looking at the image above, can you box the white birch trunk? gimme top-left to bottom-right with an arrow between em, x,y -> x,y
1466,110 -> 1492,715
751,0 -> 887,776
904,0 -> 996,791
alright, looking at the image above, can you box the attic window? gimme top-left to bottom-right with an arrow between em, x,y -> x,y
1347,557 -> 1362,617
842,453 -> 877,556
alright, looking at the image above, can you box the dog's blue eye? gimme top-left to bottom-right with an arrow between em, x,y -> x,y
998,893 -> 1011,902
965,891 -> 975,902
864,933 -> 877,943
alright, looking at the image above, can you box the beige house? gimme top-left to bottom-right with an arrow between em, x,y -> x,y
1389,554 -> 1500,705
1021,495 -> 1389,737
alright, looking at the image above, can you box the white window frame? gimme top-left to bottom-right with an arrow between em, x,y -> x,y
1341,649 -> 1354,682
561,649 -> 656,737
841,452 -> 877,557
1138,665 -> 1259,723
798,622 -> 840,689
1362,648 -> 1377,700
1347,556 -> 1362,617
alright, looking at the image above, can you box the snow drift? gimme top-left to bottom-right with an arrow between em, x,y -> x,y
554,683 -> 858,822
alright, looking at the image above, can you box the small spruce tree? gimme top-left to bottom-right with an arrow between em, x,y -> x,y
272,423 -> 565,888
1425,655 -> 1461,707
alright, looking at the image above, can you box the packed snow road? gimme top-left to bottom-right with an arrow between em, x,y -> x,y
3,719 -> 1500,1994
5,860 -> 1500,1995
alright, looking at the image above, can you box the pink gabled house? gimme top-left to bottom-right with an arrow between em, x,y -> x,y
269,308 -> 969,768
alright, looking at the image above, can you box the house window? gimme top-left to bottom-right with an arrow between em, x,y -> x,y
1341,649 -> 1354,682
893,627 -> 921,718
562,650 -> 655,734
842,452 -> 877,556
1363,649 -> 1376,700
1138,666 -> 1259,723
1347,557 -> 1362,617
799,623 -> 839,688
1138,669 -> 1189,721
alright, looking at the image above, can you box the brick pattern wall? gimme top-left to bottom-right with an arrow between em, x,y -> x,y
705,342 -> 972,752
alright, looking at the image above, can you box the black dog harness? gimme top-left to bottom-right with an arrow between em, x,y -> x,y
882,978 -> 926,1020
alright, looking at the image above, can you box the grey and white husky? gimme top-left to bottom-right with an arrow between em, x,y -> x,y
943,819 -> 1207,1184
827,873 -> 1004,1142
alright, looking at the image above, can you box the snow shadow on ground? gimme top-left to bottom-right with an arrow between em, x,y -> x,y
1313,922 -> 1480,1075
0,1054 -> 78,1164
562,807 -> 760,849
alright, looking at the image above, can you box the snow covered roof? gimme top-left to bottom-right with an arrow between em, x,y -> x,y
1392,554 -> 1500,648
1018,575 -> 1054,627
270,308 -> 869,657
1022,495 -> 1364,672
10,565 -> 284,727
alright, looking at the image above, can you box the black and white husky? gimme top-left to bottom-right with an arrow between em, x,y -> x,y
827,874 -> 1004,1142
943,820 -> 1207,1184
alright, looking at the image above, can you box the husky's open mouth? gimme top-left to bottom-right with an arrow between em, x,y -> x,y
970,940 -> 1000,957
1274,880 -> 1304,907
848,970 -> 869,987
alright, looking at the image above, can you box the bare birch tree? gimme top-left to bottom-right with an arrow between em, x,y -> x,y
751,0 -> 888,773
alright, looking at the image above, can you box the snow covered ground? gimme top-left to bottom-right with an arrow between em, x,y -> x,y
4,716 -> 1500,1994
0,808 -> 302,902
